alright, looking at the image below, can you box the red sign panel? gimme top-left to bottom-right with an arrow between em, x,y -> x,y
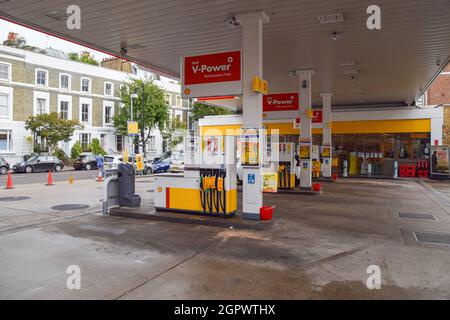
184,51 -> 241,85
295,110 -> 323,124
263,93 -> 299,112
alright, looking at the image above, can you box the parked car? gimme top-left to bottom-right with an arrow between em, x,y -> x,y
104,155 -> 123,171
13,156 -> 64,173
169,154 -> 184,173
0,156 -> 10,175
144,157 -> 171,175
73,153 -> 98,170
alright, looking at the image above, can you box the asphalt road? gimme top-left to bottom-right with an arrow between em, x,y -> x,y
0,169 -> 99,186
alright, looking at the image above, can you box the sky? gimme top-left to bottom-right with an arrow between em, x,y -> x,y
0,18 -> 113,62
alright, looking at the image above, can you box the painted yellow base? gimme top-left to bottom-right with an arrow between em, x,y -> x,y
169,188 -> 237,214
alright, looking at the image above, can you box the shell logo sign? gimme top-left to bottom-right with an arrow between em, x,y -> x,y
263,93 -> 299,112
181,50 -> 242,98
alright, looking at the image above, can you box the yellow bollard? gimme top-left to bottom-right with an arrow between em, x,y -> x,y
69,175 -> 74,184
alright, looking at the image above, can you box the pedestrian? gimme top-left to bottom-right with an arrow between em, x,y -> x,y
96,154 -> 105,178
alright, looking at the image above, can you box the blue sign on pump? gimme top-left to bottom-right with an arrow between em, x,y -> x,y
248,174 -> 256,184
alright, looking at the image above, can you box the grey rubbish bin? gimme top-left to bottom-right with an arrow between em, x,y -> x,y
117,163 -> 141,208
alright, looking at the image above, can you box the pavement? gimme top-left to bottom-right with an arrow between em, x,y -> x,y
1,176 -> 450,299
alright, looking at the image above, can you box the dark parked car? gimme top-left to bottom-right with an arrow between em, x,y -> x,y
0,156 -> 10,175
13,156 -> 64,173
73,153 -> 98,170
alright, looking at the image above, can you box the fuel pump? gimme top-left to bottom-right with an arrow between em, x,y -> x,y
154,134 -> 237,217
198,135 -> 237,216
276,142 -> 296,190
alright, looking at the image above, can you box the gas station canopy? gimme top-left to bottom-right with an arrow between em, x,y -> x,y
1,0 -> 449,107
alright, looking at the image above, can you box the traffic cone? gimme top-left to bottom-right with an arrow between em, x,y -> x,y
97,172 -> 103,182
69,175 -> 74,184
5,172 -> 14,189
45,170 -> 54,186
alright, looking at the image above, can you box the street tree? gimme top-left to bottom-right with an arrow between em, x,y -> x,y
114,77 -> 170,156
25,112 -> 82,154
190,102 -> 233,122
161,117 -> 187,154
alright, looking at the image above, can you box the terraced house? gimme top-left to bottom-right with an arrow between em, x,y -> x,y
0,44 -> 186,163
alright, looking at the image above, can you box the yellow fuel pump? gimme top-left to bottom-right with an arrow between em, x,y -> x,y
154,135 -> 237,216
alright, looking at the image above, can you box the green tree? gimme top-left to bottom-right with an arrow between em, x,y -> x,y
68,51 -> 99,65
161,117 -> 187,153
90,138 -> 107,155
190,102 -> 233,122
71,141 -> 83,159
25,112 -> 82,154
114,78 -> 170,156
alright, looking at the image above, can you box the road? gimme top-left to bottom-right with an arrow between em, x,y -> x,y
0,169 -> 98,186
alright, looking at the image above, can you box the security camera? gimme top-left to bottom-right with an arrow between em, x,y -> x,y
289,70 -> 296,77
227,16 -> 240,27
120,47 -> 128,55
350,75 -> 358,82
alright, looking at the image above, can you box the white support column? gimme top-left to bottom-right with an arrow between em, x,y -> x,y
236,11 -> 269,220
295,70 -> 315,190
321,93 -> 333,178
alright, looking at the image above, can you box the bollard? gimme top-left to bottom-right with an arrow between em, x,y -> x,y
69,175 -> 74,184
45,171 -> 54,186
5,172 -> 14,189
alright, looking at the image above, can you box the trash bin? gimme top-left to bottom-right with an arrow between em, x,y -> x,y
117,163 -> 141,208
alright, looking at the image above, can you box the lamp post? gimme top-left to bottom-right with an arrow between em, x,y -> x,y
130,91 -> 138,154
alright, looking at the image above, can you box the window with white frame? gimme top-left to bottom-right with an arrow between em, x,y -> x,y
60,101 -> 69,119
176,95 -> 182,107
81,78 -> 91,93
36,69 -> 48,86
148,136 -> 156,151
165,94 -> 171,105
104,82 -> 113,96
116,135 -> 124,152
104,105 -> 113,125
0,129 -> 12,151
81,103 -> 90,123
60,74 -> 71,90
0,93 -> 9,118
36,98 -> 47,115
100,134 -> 106,149
79,133 -> 91,151
0,63 -> 11,81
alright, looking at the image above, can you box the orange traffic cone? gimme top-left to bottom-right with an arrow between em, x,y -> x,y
97,172 -> 103,182
45,170 -> 54,186
5,172 -> 14,189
